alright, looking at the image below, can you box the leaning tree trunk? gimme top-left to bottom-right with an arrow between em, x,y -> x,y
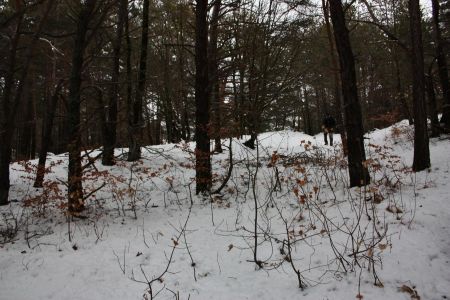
195,0 -> 212,194
409,0 -> 430,171
329,0 -> 370,187
431,0 -> 450,128
67,0 -> 97,213
102,0 -> 126,166
128,0 -> 149,161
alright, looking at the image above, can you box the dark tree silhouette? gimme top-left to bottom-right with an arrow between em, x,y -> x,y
409,0 -> 430,171
128,0 -> 150,162
195,0 -> 212,194
329,0 -> 370,187
102,0 -> 126,166
67,0 -> 97,212
431,0 -> 450,128
0,0 -> 53,205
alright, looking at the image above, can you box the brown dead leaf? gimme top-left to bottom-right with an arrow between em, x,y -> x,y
378,243 -> 388,250
398,285 -> 421,300
386,205 -> 403,214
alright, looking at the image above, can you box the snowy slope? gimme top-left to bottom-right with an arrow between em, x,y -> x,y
1,122 -> 449,300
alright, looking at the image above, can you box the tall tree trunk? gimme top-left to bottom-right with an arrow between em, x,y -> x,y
128,0 -> 149,161
329,0 -> 370,187
102,0 -> 126,165
409,0 -> 430,171
303,87 -> 313,135
124,0 -> 133,147
394,52 -> 414,124
426,74 -> 440,137
0,14 -> 22,206
431,0 -> 450,127
0,1 -> 53,205
177,3 -> 190,142
67,0 -> 97,213
17,80 -> 36,160
209,0 -> 223,153
195,0 -> 211,194
163,45 -> 176,143
34,81 -> 63,188
323,0 -> 347,154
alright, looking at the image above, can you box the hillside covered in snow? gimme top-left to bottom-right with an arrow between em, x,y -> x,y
1,122 -> 449,300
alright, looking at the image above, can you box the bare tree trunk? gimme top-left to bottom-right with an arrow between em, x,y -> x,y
34,81 -> 63,188
195,0 -> 211,194
329,0 -> 370,187
163,45 -> 176,143
1,1 -> 53,205
124,0 -> 133,146
128,0 -> 149,161
409,0 -> 430,171
302,87 -> 313,135
0,15 -> 22,205
102,0 -> 126,165
426,74 -> 440,137
67,0 -> 97,213
209,0 -> 223,153
394,52 -> 414,124
431,0 -> 450,128
323,0 -> 346,149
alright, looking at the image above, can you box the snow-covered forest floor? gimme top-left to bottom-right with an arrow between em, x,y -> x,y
1,121 -> 449,300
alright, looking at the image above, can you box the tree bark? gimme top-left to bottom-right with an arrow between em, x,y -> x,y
163,45 -> 177,143
102,0 -> 126,165
124,0 -> 133,147
128,0 -> 150,161
209,0 -> 223,153
195,0 -> 212,194
426,74 -> 440,137
409,0 -> 430,171
1,0 -> 53,205
431,0 -> 450,128
329,0 -> 370,187
34,81 -> 64,188
0,15 -> 22,206
67,0 -> 97,213
323,0 -> 346,151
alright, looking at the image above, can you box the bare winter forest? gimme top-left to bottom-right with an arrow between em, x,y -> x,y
1,0 -> 450,299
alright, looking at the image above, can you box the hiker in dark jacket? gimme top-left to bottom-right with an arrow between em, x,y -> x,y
322,114 -> 336,146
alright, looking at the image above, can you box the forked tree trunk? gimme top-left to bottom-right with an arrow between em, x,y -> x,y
409,0 -> 430,171
329,0 -> 370,187
195,0 -> 212,194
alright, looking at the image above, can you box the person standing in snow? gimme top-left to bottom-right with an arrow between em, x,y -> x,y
322,114 -> 336,146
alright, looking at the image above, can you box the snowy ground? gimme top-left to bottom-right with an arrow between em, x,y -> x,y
1,121 -> 449,300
